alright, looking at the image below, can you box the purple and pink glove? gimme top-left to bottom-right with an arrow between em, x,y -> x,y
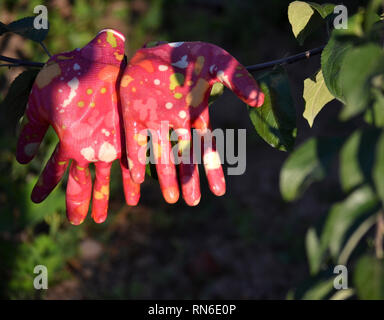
120,41 -> 264,206
16,29 -> 140,225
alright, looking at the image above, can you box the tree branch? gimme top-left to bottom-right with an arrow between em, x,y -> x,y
246,46 -> 325,72
0,45 -> 325,71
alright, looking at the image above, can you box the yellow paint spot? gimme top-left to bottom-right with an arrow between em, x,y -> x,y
62,125 -> 66,129
94,191 -> 104,200
86,88 -> 93,95
134,133 -> 147,146
169,73 -> 185,90
106,31 -> 117,48
76,166 -> 85,171
132,87 -> 136,92
185,78 -> 210,107
78,101 -> 85,107
174,93 -> 183,99
94,184 -> 109,200
121,75 -> 134,87
36,63 -> 61,88
56,55 -> 74,61
100,185 -> 109,195
187,80 -> 193,86
194,56 -> 205,75
97,39 -> 101,43
58,161 -> 67,166
100,88 -> 107,94
153,143 -> 162,159
90,102 -> 95,108
127,157 -> 133,170
114,51 -> 124,61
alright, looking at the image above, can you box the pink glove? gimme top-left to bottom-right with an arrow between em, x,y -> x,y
120,41 -> 264,206
16,29 -> 140,225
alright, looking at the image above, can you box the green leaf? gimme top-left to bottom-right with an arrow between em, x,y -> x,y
306,227 -> 323,275
288,1 -> 335,45
364,0 -> 382,33
249,69 -> 296,152
288,1 -> 321,45
145,162 -> 158,180
301,278 -> 335,300
364,88 -> 384,127
308,2 -> 336,19
288,1 -> 315,39
0,69 -> 39,132
303,70 -> 334,127
320,185 -> 379,258
321,12 -> 365,102
339,44 -> 384,120
280,136 -> 342,201
208,82 -> 224,106
373,131 -> 384,205
340,129 -> 380,192
354,255 -> 384,300
6,17 -> 49,42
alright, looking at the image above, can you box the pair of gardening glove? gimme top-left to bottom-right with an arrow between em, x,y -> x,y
16,29 -> 264,224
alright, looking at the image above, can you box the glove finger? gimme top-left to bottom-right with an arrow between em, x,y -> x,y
16,102 -> 48,164
91,161 -> 112,224
31,143 -> 69,203
66,160 -> 92,225
211,46 -> 264,107
151,128 -> 179,204
125,120 -> 147,184
175,128 -> 201,206
120,157 -> 141,206
193,113 -> 226,197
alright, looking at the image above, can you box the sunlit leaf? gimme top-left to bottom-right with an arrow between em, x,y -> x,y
288,1 -> 335,45
303,70 -> 334,127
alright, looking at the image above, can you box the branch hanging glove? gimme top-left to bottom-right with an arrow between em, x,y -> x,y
120,41 -> 264,206
16,29 -> 140,225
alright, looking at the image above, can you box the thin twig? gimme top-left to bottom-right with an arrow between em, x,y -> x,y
39,41 -> 52,58
0,63 -> 20,68
375,211 -> 384,259
0,54 -> 44,68
246,46 -> 325,72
